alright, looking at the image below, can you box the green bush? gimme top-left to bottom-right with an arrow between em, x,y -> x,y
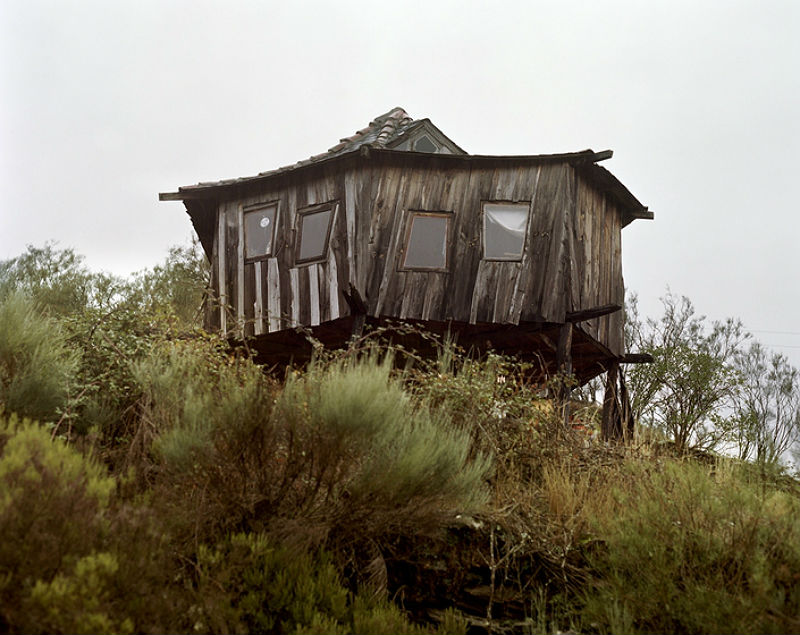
194,533 -> 349,633
193,532 -> 466,635
0,414 -> 189,634
582,459 -> 800,634
148,350 -> 490,547
26,552 -> 134,635
0,415 -> 116,630
284,355 -> 491,512
0,292 -> 78,423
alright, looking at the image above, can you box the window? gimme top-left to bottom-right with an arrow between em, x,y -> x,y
482,202 -> 529,261
296,203 -> 335,264
244,202 -> 279,261
413,134 -> 438,153
402,212 -> 451,270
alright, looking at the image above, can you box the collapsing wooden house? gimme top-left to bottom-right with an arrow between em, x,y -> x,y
160,107 -> 653,432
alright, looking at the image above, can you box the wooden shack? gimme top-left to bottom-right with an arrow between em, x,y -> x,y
160,107 -> 653,393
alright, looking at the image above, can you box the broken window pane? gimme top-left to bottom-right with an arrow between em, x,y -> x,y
297,207 -> 333,262
403,213 -> 449,269
244,204 -> 278,260
483,203 -> 528,260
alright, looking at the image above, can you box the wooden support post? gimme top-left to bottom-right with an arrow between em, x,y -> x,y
619,369 -> 635,440
555,323 -> 573,426
601,362 -> 620,441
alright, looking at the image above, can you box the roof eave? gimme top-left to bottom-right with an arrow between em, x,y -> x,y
159,148 -> 650,223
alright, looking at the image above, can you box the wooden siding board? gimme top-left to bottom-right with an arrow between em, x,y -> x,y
355,163 -> 373,296
224,202 -> 239,334
448,165 -> 492,323
547,163 -> 574,322
243,262 -> 255,337
216,207 -> 227,334
567,167 -> 582,316
437,166 -> 473,321
344,168 -> 357,289
254,260 -> 264,335
289,267 -> 299,327
492,262 -> 520,323
471,261 -> 500,324
509,166 -> 542,323
237,206 -> 245,335
522,165 -> 562,322
298,265 -> 311,326
372,165 -> 413,315
400,271 -> 424,319
309,265 -> 321,326
364,165 -> 395,312
267,258 -> 281,332
327,246 -> 340,321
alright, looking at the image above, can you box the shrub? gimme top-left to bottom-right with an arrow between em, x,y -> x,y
0,415 -> 115,630
147,349 -> 490,555
193,532 -> 466,635
25,552 -> 134,635
582,458 -> 800,634
0,292 -> 78,423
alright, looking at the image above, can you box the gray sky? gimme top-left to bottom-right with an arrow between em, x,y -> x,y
2,0 -> 799,365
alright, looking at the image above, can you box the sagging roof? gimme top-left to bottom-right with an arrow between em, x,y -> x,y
159,107 -> 653,225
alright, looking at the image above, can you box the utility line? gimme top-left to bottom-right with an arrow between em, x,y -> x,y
749,329 -> 800,336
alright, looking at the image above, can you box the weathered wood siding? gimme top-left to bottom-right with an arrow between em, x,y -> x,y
210,164 -> 350,338
206,155 -> 625,355
570,175 -> 625,355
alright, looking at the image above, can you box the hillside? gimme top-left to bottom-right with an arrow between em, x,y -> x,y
1,245 -> 800,634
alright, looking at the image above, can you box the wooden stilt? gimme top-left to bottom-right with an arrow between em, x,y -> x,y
555,323 -> 573,426
601,362 -> 620,440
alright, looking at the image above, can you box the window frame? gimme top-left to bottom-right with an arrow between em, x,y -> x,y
399,210 -> 453,272
294,201 -> 337,266
243,201 -> 281,264
481,201 -> 531,262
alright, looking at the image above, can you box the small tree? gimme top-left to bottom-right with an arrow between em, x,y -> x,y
625,293 -> 747,451
0,242 -> 124,316
129,238 -> 210,328
732,342 -> 800,466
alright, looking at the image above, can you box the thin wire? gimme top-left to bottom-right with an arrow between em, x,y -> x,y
749,329 -> 800,336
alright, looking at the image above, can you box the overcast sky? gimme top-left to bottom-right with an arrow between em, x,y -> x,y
2,0 -> 799,365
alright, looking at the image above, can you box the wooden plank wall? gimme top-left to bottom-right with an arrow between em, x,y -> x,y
211,165 -> 350,338
359,161 -> 576,326
207,156 -> 625,356
570,171 -> 624,355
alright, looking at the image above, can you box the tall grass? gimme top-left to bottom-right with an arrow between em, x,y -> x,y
0,292 -> 78,423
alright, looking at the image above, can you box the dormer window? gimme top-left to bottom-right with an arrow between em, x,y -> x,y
402,211 -> 451,270
244,202 -> 279,261
296,202 -> 335,264
413,134 -> 438,153
482,202 -> 529,261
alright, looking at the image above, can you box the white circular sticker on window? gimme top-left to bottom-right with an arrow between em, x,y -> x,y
259,217 -> 270,228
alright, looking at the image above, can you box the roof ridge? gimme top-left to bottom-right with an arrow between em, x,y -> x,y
370,107 -> 413,148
